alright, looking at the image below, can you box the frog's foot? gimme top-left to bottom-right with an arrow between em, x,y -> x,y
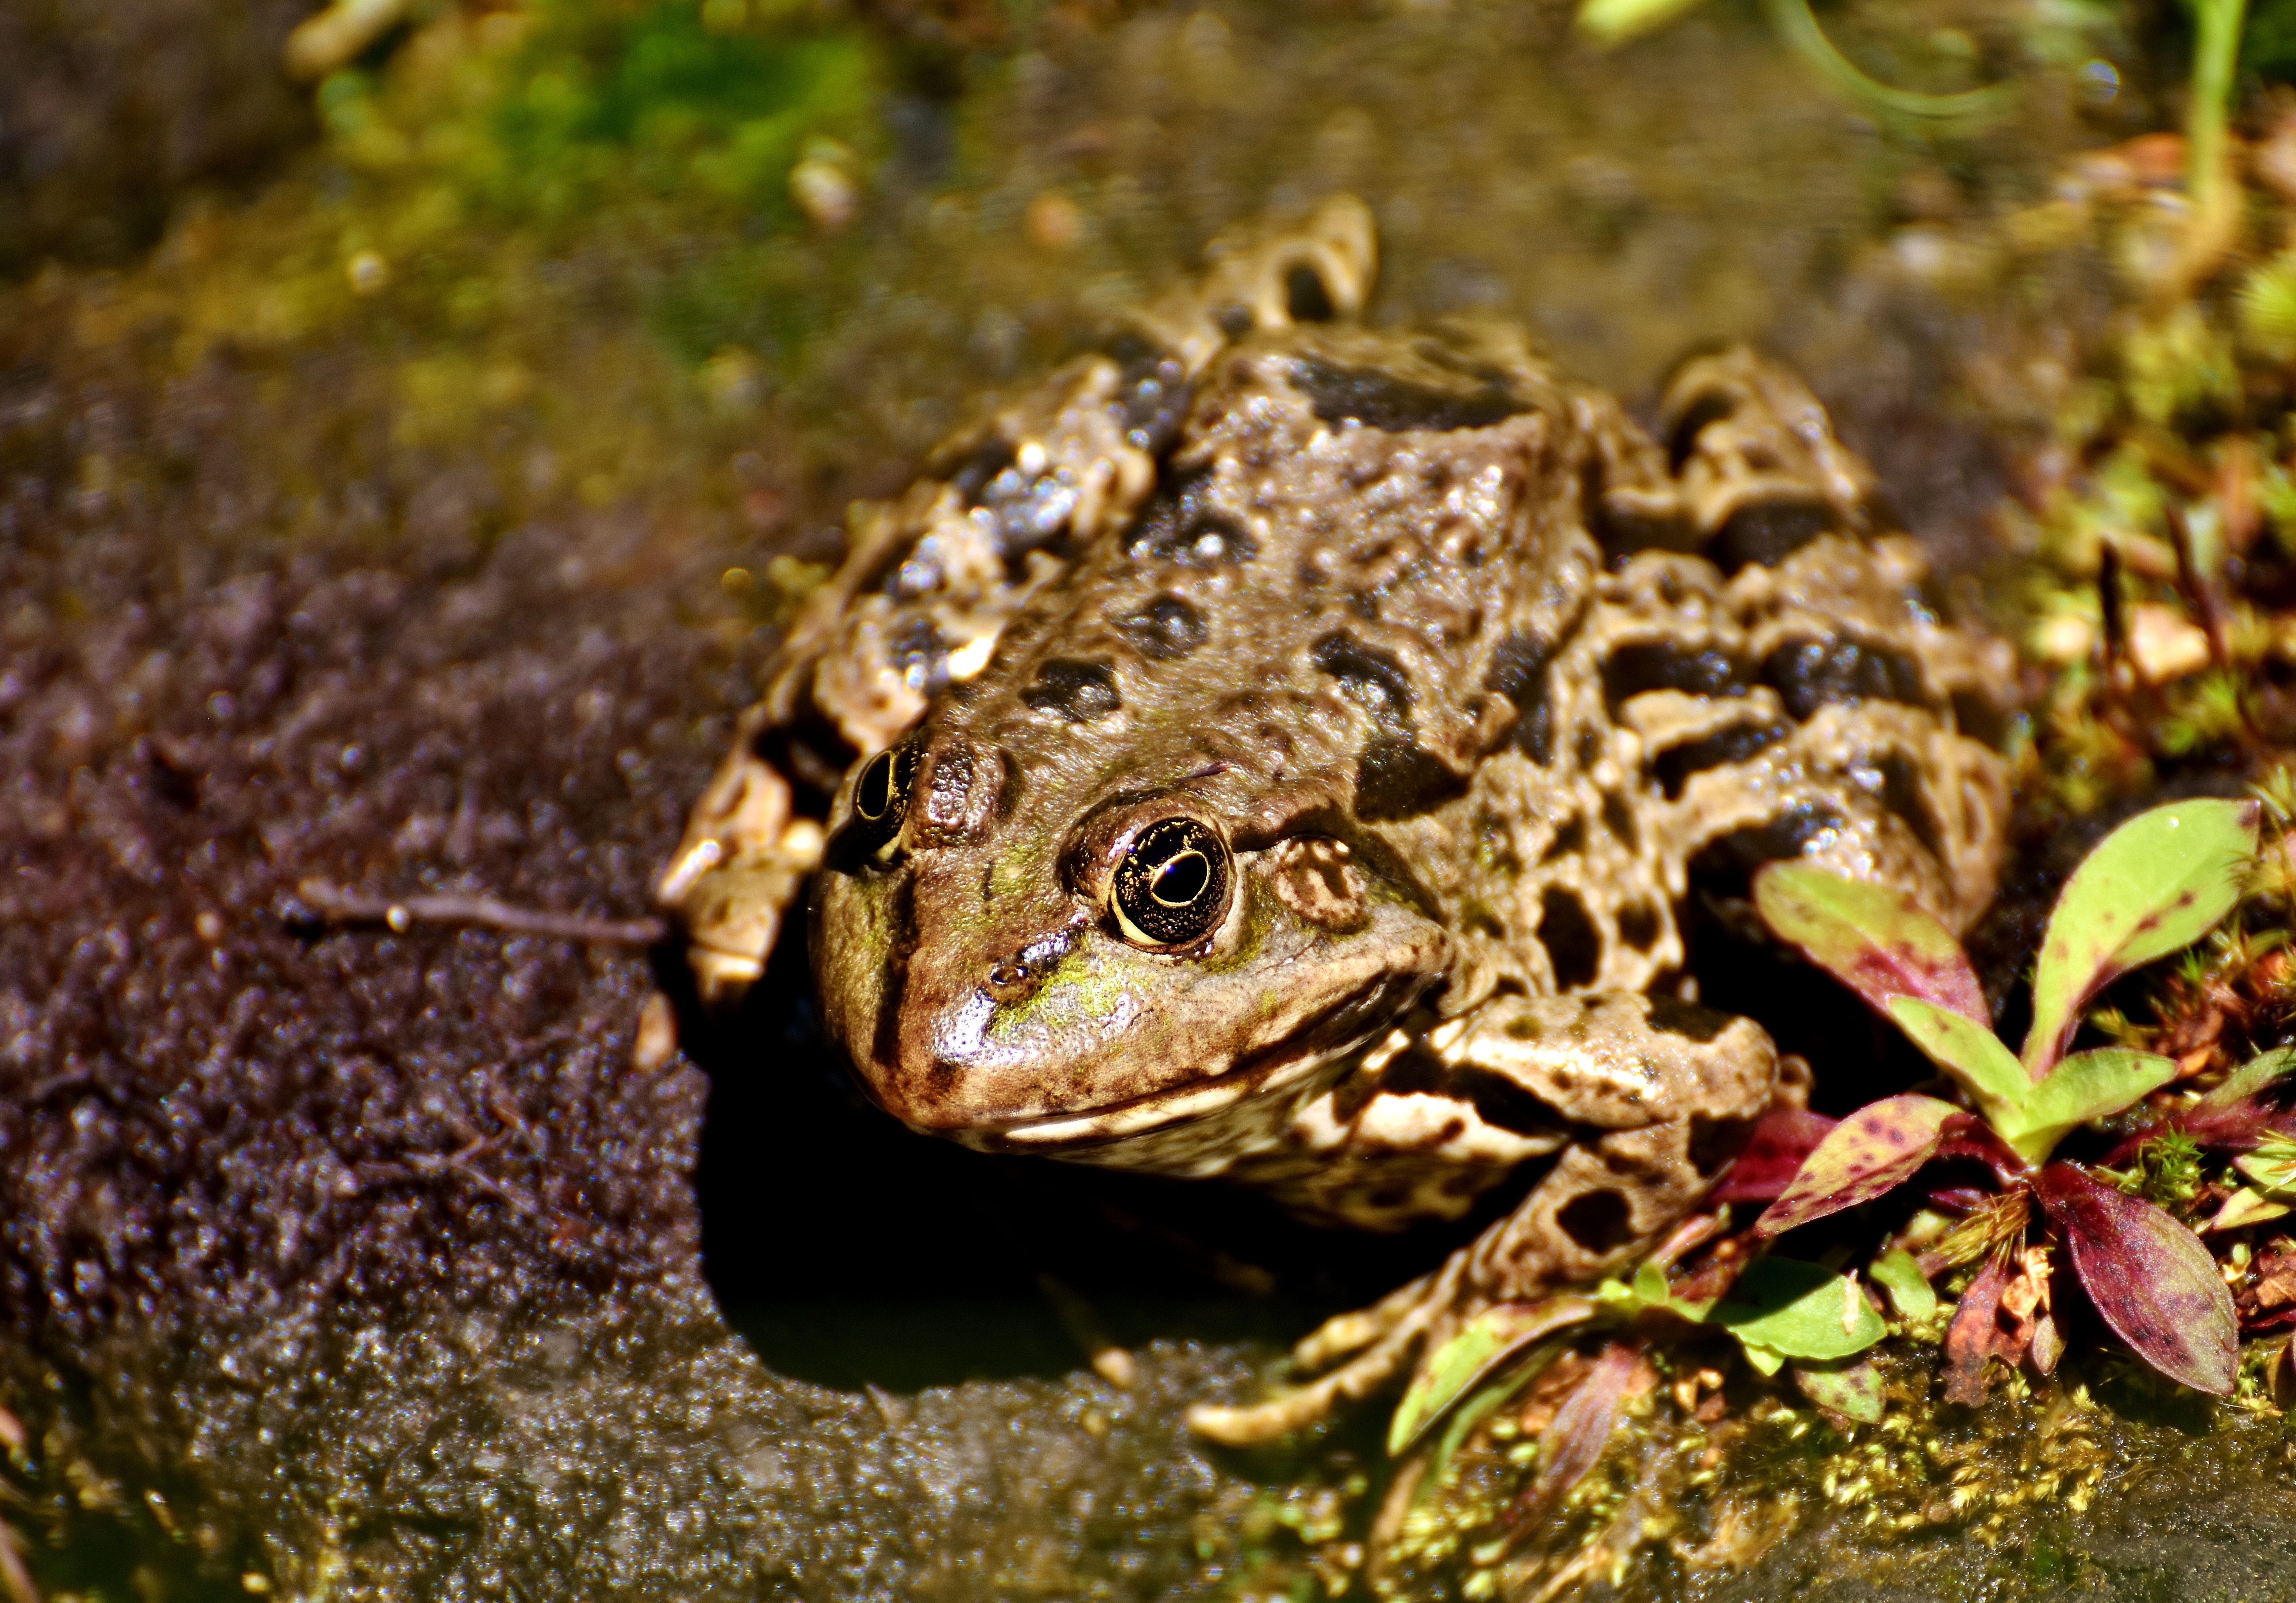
654,709 -> 826,1006
1186,1260 -> 1465,1447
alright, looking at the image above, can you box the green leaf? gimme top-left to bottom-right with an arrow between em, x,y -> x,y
1710,1259 -> 1887,1363
1997,1048 -> 2179,1165
1591,1260 -> 1713,1323
2198,1044 -> 2296,1109
1754,863 -> 1988,1025
2206,1186 -> 2292,1233
1885,997 -> 2029,1125
1869,1248 -> 1938,1321
1575,0 -> 1709,44
1793,1358 -> 1886,1423
2023,799 -> 2259,1076
1738,1341 -> 1786,1376
1751,1094 -> 1962,1239
2234,1132 -> 2296,1194
1386,1297 -> 1593,1456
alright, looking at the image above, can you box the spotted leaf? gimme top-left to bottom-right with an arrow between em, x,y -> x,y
2032,1161 -> 2237,1395
1754,862 -> 1988,1025
1793,1357 -> 1885,1422
2023,799 -> 2258,1077
1750,1094 -> 1961,1239
1710,1105 -> 1839,1204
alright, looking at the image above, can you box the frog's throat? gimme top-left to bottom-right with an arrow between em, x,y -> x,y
948,1034 -> 1372,1178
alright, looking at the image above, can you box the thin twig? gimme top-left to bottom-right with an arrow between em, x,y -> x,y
296,879 -> 665,946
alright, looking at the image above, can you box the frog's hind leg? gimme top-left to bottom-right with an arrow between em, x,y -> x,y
1189,991 -> 1777,1445
1188,1260 -> 1463,1447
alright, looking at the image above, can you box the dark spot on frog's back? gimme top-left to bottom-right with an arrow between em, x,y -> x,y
1687,804 -> 1841,901
1712,497 -> 1833,572
1760,635 -> 1928,719
1289,359 -> 1526,434
1312,631 -> 1415,726
1353,738 -> 1469,821
1021,659 -> 1121,722
1650,721 -> 1786,800
1538,887 -> 1603,990
1483,629 -> 1559,764
1125,467 -> 1257,566
1113,594 -> 1207,661
1646,993 -> 1732,1042
1877,750 -> 1945,860
1602,641 -> 1744,710
1556,1189 -> 1636,1253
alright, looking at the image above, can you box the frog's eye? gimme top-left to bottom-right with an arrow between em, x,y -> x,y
849,744 -> 918,854
1111,818 -> 1231,948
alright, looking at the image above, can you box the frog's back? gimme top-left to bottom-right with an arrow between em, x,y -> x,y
929,321 -> 2006,1021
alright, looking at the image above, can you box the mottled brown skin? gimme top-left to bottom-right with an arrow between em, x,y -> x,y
659,199 -> 2013,1441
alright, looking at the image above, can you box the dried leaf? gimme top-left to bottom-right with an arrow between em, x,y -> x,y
1943,1253 -> 2015,1406
1885,997 -> 2029,1126
2032,1161 -> 2238,1395
1710,1259 -> 1886,1362
1754,863 -> 1988,1025
1711,1106 -> 1839,1204
1751,1095 -> 1961,1239
1509,1341 -> 1641,1529
2023,799 -> 2259,1077
1793,1358 -> 1886,1422
2029,1312 -> 2066,1376
1869,1248 -> 1938,1321
1388,1297 -> 1594,1455
1998,1048 -> 2179,1164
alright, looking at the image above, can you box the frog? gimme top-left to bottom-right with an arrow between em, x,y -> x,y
655,195 -> 2013,1444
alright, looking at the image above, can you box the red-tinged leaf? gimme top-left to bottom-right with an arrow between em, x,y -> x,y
1509,1342 -> 1641,1531
1754,862 -> 1988,1025
1932,1117 -> 2027,1183
1751,1095 -> 1961,1239
1924,1183 -> 1994,1213
2031,1161 -> 2238,1395
1943,1253 -> 2016,1406
1710,1106 -> 1840,1203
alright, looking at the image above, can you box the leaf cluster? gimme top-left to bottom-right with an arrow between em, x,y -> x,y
1749,798 -> 2260,1398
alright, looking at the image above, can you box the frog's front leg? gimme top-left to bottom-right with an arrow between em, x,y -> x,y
1190,992 -> 1778,1446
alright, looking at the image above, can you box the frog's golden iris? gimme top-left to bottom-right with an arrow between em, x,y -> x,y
1110,817 -> 1230,948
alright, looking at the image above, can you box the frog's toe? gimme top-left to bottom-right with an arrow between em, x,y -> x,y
1187,1262 -> 1462,1446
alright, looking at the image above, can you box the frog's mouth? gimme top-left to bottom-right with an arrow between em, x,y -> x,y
945,968 -> 1429,1168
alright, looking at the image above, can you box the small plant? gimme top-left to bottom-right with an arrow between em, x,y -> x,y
1750,798 -> 2260,1400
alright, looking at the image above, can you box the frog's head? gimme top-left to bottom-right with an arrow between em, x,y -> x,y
808,726 -> 1451,1156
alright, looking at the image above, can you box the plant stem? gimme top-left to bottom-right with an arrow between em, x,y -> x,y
2188,0 -> 2250,225
1758,0 -> 2012,126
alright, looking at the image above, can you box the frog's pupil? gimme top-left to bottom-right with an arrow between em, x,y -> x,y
857,751 -> 897,820
1152,851 -> 1210,907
